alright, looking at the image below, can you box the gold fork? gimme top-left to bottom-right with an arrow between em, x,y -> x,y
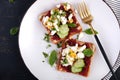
78,1 -> 118,80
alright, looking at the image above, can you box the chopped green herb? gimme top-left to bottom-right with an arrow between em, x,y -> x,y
57,42 -> 62,48
42,52 -> 49,58
10,27 -> 19,36
82,48 -> 93,57
9,0 -> 15,3
44,33 -> 50,42
62,58 -> 68,64
46,44 -> 51,48
49,50 -> 57,66
42,60 -> 45,62
67,23 -> 76,27
84,28 -> 98,35
76,35 -> 79,40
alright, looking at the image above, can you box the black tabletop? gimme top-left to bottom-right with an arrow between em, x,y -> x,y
0,0 -> 119,80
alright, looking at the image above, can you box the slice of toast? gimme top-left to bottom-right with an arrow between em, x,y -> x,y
57,39 -> 96,77
39,3 -> 82,44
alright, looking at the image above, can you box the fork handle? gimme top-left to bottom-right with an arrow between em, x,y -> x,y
94,35 -> 118,80
88,23 -> 118,80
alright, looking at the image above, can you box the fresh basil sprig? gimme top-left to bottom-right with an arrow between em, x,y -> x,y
10,27 -> 19,36
68,23 -> 76,27
49,50 -> 57,66
44,33 -> 50,42
42,52 -> 49,58
82,48 -> 93,57
84,28 -> 98,35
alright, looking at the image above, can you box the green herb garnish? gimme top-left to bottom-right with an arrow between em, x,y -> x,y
42,52 -> 49,58
9,0 -> 15,3
76,35 -> 79,40
67,23 -> 76,27
82,48 -> 93,57
42,60 -> 45,62
46,44 -> 51,48
49,50 -> 57,66
44,33 -> 50,42
57,42 -> 62,48
84,28 -> 98,35
10,27 -> 19,36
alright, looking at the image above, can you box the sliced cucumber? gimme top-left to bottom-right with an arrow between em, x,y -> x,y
74,59 -> 85,68
57,24 -> 69,38
71,66 -> 83,73
71,59 -> 85,73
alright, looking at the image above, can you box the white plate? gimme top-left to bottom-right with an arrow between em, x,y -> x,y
19,0 -> 120,80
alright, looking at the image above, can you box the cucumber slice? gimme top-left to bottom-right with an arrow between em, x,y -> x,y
57,24 -> 69,38
59,24 -> 69,34
74,59 -> 85,68
71,66 -> 83,73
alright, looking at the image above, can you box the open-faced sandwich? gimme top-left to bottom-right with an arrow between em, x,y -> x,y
57,39 -> 96,77
39,3 -> 82,44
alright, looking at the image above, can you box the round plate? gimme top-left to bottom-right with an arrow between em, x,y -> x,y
19,0 -> 120,79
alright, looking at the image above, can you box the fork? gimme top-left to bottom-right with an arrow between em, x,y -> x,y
78,1 -> 118,80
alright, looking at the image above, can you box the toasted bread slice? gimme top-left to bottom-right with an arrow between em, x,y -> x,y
39,3 -> 82,44
57,39 -> 96,77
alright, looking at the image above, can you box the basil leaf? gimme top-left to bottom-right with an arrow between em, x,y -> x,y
82,48 -> 93,57
42,52 -> 49,58
68,23 -> 76,27
10,27 -> 19,36
44,33 -> 50,42
9,0 -> 15,3
49,50 -> 57,66
46,44 -> 51,49
84,28 -> 98,35
57,42 -> 62,48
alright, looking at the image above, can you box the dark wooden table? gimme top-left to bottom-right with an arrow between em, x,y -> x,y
0,0 -> 119,80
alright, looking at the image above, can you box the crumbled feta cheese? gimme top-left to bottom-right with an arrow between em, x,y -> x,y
42,16 -> 49,25
53,19 -> 58,25
75,9 -> 78,13
78,45 -> 86,52
57,15 -> 60,19
62,48 -> 70,56
61,16 -> 67,24
47,22 -> 52,27
50,10 -> 54,15
50,30 -> 56,35
66,55 -> 74,65
54,25 -> 59,31
78,32 -> 84,40
77,52 -> 85,58
68,14 -> 73,20
59,10 -> 63,14
66,3 -> 71,10
70,44 -> 78,53
56,4 -> 61,8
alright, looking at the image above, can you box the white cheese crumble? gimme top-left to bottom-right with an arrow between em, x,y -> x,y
68,14 -> 73,20
54,25 -> 59,31
56,4 -> 61,8
66,3 -> 71,10
77,52 -> 85,59
50,30 -> 56,35
61,16 -> 67,24
47,22 -> 52,27
78,32 -> 84,40
42,16 -> 49,25
50,10 -> 54,15
75,9 -> 78,13
78,45 -> 86,52
59,10 -> 63,14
